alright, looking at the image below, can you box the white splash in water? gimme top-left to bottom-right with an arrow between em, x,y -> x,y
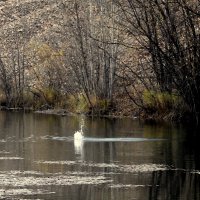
74,119 -> 85,157
74,138 -> 84,155
74,125 -> 84,141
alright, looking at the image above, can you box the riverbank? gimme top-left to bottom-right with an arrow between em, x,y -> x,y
0,105 -> 193,125
0,88 -> 195,123
0,104 -> 141,119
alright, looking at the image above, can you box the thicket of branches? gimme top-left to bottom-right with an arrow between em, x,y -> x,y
116,0 -> 200,122
0,0 -> 200,123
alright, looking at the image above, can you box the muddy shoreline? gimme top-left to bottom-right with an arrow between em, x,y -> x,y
0,106 -> 140,119
0,106 -> 192,125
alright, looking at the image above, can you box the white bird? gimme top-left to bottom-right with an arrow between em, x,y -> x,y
74,125 -> 84,140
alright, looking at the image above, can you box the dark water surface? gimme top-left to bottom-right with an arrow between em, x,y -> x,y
0,111 -> 200,199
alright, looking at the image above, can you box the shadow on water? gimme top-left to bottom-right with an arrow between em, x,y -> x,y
0,112 -> 200,199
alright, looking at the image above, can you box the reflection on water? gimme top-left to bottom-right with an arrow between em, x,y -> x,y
74,137 -> 84,155
0,111 -> 200,199
74,115 -> 85,160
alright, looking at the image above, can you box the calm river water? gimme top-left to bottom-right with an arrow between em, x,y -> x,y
0,111 -> 200,199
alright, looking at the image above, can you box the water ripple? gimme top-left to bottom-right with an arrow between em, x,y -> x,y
0,171 -> 112,187
35,160 -> 169,172
40,135 -> 166,143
